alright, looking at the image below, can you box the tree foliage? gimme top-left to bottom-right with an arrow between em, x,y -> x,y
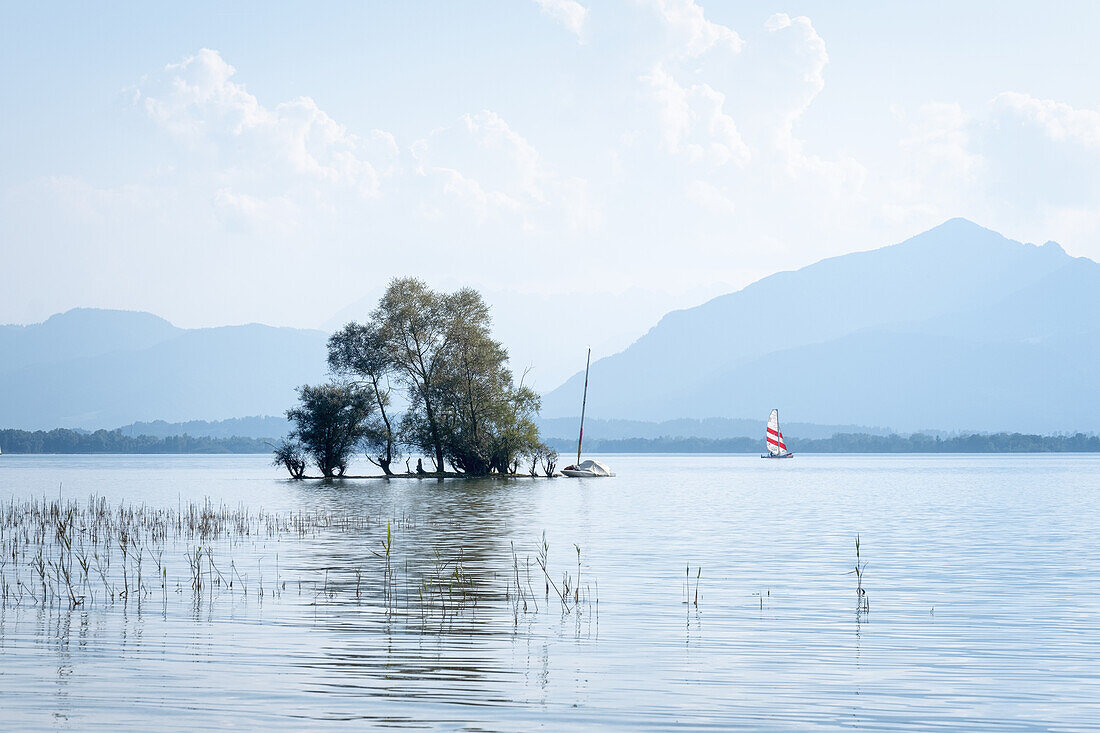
536,443 -> 559,476
373,278 -> 463,472
284,382 -> 374,477
328,321 -> 399,475
320,277 -> 544,476
271,438 -> 307,478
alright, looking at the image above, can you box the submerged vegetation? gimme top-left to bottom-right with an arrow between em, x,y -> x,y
683,565 -> 701,607
280,278 -> 550,478
853,535 -> 869,615
0,495 -> 597,626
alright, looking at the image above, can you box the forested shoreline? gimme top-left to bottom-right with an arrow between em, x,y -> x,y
0,428 -> 269,454
5,428 -> 1100,455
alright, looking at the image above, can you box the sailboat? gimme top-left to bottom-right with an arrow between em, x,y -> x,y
562,347 -> 614,477
761,409 -> 794,459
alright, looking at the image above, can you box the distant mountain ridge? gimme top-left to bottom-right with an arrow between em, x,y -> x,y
541,219 -> 1100,433
0,310 -> 327,430
116,416 -> 292,440
0,308 -> 180,376
5,219 -> 1096,435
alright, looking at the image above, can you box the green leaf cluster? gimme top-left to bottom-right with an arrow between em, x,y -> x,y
311,278 -> 547,476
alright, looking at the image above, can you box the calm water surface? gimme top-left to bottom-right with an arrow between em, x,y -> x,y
1,454 -> 1099,730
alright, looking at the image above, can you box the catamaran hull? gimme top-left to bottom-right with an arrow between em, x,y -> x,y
761,453 -> 795,459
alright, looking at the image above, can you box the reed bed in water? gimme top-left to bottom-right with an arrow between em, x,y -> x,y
0,496 -> 596,626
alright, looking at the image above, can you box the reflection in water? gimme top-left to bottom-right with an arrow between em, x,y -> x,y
2,454 -> 1100,729
0,483 -> 601,727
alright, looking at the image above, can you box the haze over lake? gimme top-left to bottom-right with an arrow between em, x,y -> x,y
4,1 -> 1100,728
3,454 -> 1098,730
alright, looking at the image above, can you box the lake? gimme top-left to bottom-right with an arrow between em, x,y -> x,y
1,454 -> 1099,730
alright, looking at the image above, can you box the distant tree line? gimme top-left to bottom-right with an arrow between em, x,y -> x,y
0,428 -> 269,454
547,432 -> 1100,453
6,428 -> 1099,456
275,278 -> 556,478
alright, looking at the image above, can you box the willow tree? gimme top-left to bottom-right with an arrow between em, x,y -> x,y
285,382 -> 374,478
374,279 -> 483,473
271,438 -> 307,479
434,295 -> 541,474
328,321 -> 399,475
328,277 -> 544,476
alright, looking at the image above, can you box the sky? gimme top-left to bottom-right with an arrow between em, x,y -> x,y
3,1 -> 1100,387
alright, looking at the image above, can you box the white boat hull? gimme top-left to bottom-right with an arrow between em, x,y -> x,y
562,468 -> 615,478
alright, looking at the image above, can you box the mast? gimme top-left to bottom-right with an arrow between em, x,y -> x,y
577,347 -> 591,465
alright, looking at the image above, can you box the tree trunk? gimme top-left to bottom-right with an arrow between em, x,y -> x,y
421,394 -> 444,473
371,374 -> 396,477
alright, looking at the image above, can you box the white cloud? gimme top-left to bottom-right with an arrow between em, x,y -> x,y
686,179 -> 737,215
438,167 -> 523,226
131,51 -> 599,269
212,188 -> 300,232
762,15 -> 831,169
460,110 -> 545,201
639,10 -> 863,225
898,102 -> 974,160
762,13 -> 790,32
990,92 -> 1100,148
643,64 -> 750,166
767,14 -> 826,114
139,49 -> 397,199
14,11 -> 1100,345
532,0 -> 588,38
650,0 -> 742,57
412,110 -> 598,232
984,93 -> 1100,212
886,92 -> 1100,243
893,102 -> 979,203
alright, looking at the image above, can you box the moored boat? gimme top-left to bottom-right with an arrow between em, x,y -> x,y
562,459 -> 614,477
561,347 -> 614,477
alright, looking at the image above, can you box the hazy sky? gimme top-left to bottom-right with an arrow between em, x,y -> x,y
3,1 -> 1100,348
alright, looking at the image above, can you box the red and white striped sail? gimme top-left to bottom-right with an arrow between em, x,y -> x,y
765,409 -> 787,455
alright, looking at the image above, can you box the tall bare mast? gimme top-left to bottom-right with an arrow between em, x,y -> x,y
576,347 -> 591,465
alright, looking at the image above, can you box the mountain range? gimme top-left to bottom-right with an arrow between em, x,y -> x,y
116,416 -> 292,440
0,310 -> 326,430
541,218 -> 1100,433
3,219 -> 1097,435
